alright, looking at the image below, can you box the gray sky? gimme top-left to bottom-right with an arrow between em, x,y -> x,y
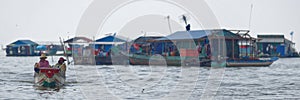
0,0 -> 299,51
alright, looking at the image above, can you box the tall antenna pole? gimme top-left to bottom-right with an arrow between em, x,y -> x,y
182,15 -> 188,25
166,15 -> 172,34
248,4 -> 253,31
248,4 -> 254,57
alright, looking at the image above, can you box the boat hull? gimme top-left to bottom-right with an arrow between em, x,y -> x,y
226,61 -> 273,67
34,68 -> 65,87
129,54 -> 211,66
226,57 -> 278,67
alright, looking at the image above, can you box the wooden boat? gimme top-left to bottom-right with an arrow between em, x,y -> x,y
129,54 -> 211,66
129,54 -> 181,66
34,67 -> 65,87
226,57 -> 279,67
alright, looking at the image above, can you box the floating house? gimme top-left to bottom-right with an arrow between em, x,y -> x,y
128,29 -> 243,66
92,35 -> 128,65
93,35 -> 127,54
64,37 -> 93,47
232,30 -> 257,58
64,37 -> 93,64
64,37 -> 92,56
6,40 -> 39,56
155,29 -> 242,59
70,35 -> 129,65
128,29 -> 279,67
256,34 -> 297,57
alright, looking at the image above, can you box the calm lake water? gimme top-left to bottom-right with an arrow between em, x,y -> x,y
1,51 -> 300,100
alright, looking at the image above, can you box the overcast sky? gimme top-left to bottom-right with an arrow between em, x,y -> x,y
0,0 -> 299,51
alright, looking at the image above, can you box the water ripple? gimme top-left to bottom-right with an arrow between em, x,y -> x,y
1,53 -> 300,99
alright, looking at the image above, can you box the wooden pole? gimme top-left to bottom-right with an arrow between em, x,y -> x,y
232,39 -> 235,59
60,37 -> 70,65
218,38 -> 220,58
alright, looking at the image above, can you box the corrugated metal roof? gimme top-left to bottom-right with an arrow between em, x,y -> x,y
257,35 -> 284,38
156,29 -> 241,41
257,35 -> 294,44
156,30 -> 210,40
64,37 -> 92,43
9,40 -> 38,45
95,36 -> 126,42
134,36 -> 164,43
284,38 -> 295,44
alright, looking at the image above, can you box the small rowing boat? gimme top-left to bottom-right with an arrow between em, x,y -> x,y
34,67 -> 65,88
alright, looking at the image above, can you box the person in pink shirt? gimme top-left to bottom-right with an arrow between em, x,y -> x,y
38,53 -> 50,68
34,53 -> 50,73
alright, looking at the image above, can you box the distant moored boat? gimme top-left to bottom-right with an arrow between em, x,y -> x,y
226,57 -> 279,67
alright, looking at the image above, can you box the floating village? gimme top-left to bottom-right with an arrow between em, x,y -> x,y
2,13 -> 299,68
2,1 -> 300,98
3,20 -> 300,88
3,29 -> 299,67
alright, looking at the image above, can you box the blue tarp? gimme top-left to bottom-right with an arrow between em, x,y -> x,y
95,36 -> 125,42
276,45 -> 285,56
36,45 -> 47,50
